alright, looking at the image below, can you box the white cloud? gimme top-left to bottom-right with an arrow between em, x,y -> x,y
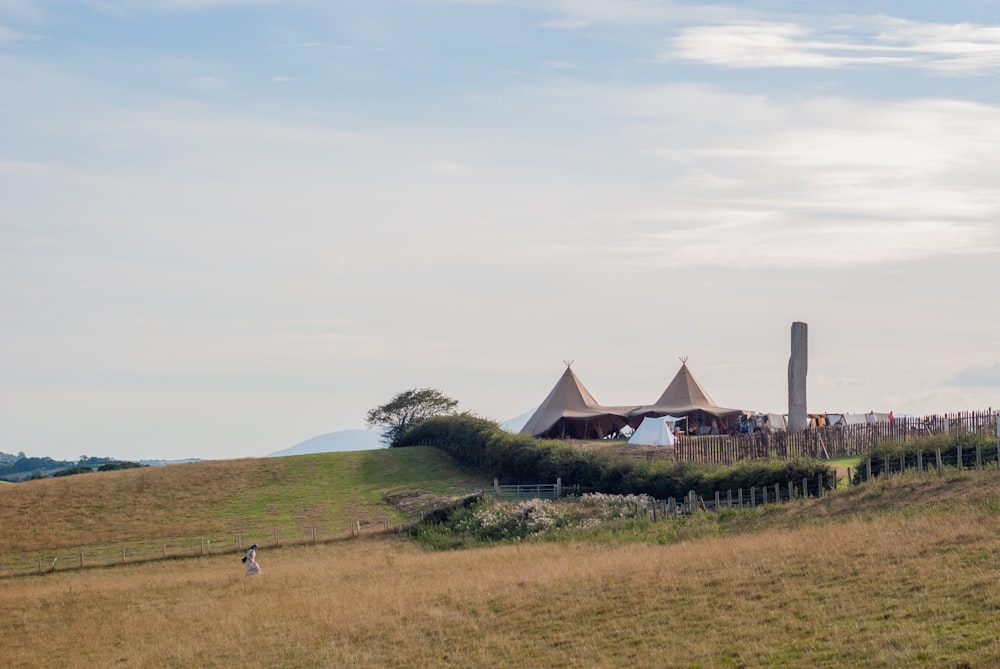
540,18 -> 589,29
950,363 -> 1000,387
515,84 -> 1000,268
188,75 -> 227,90
666,17 -> 1000,75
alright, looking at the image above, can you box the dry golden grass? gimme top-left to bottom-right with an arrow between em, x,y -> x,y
6,451 -> 1000,667
4,496 -> 1000,668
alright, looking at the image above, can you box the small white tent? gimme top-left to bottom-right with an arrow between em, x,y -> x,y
628,415 -> 681,446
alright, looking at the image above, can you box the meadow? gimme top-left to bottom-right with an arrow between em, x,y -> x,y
4,449 -> 1000,667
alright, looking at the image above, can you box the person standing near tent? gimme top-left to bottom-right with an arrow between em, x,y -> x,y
242,543 -> 261,576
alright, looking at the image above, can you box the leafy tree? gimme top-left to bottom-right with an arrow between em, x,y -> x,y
365,388 -> 459,446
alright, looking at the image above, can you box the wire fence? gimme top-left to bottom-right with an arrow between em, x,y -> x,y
0,518 -> 394,579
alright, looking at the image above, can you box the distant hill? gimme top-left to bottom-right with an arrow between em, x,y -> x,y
267,429 -> 385,457
500,407 -> 537,434
272,411 -> 537,459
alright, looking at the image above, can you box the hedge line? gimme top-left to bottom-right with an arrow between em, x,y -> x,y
395,414 -> 836,500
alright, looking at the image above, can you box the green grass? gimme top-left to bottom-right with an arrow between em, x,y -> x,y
0,447 -> 491,564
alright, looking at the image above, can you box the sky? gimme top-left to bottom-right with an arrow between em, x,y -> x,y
2,0 -> 999,462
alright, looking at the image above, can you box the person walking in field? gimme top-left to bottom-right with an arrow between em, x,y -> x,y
242,543 -> 261,576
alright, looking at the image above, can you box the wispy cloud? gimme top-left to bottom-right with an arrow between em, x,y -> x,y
540,18 -> 589,30
949,363 -> 1000,387
665,17 -> 1000,75
518,84 -> 1000,268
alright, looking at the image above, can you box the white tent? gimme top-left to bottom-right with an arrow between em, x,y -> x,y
627,415 -> 681,446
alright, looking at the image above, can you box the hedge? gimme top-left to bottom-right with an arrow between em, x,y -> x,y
395,413 -> 835,499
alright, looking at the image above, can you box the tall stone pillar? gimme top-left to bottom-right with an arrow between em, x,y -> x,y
788,321 -> 808,432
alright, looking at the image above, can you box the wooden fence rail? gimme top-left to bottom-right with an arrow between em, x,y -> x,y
670,408 -> 997,465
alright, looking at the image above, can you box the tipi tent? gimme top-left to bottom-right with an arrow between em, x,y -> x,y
630,361 -> 743,433
627,415 -> 680,446
520,362 -> 636,439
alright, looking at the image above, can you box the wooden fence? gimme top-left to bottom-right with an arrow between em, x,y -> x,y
669,409 -> 998,465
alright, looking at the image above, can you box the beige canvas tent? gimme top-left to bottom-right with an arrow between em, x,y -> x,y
629,361 -> 743,434
520,363 -> 636,439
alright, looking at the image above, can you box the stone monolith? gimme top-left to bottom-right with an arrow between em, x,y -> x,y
788,321 -> 808,432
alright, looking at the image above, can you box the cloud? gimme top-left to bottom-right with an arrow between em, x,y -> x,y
188,75 -> 227,90
0,23 -> 39,46
665,17 -> 1000,75
949,363 -> 1000,387
540,18 -> 589,29
525,85 -> 1000,268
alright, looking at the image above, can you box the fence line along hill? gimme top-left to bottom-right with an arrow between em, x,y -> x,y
0,447 -> 490,555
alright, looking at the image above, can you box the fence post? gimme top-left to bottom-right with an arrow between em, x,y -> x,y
917,451 -> 923,473
957,442 -> 963,469
936,449 -> 942,476
200,539 -> 204,556
775,483 -> 781,503
866,458 -> 872,481
976,444 -> 982,469
79,551 -> 84,569
738,488 -> 743,509
899,453 -> 905,475
802,477 -> 808,498
715,491 -> 720,511
750,486 -> 756,508
122,546 -> 127,564
556,477 -> 562,499
727,489 -> 733,509
494,479 -> 499,502
818,474 -> 823,496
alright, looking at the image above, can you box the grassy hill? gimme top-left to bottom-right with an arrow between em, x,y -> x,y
4,441 -> 1000,667
0,447 -> 490,554
4,461 -> 1000,667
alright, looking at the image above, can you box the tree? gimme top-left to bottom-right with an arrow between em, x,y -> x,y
365,388 -> 459,446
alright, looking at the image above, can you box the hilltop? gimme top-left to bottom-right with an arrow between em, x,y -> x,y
0,447 -> 490,554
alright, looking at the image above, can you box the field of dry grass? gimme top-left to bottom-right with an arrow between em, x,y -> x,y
4,498 -> 1000,668
5,450 -> 1000,667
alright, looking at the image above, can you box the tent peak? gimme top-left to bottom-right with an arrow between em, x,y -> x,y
564,359 -> 574,368
679,355 -> 688,364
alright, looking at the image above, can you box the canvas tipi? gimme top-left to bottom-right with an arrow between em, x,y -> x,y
520,362 -> 635,439
630,360 -> 743,433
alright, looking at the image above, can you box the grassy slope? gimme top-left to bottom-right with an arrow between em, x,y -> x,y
3,444 -> 1000,666
3,466 -> 1000,667
0,447 -> 490,554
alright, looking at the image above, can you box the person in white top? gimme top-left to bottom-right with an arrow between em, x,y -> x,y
243,543 -> 261,576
